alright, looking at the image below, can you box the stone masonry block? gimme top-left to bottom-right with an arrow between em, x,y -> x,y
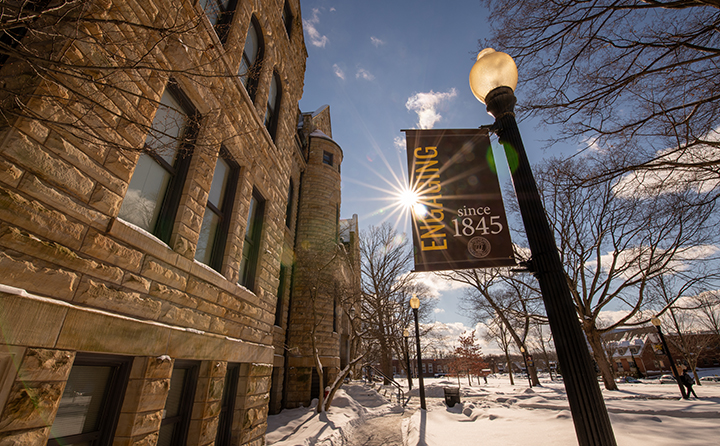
15,349 -> 75,383
2,130 -> 95,200
142,257 -> 187,290
0,251 -> 79,301
0,159 -> 23,188
0,381 -> 64,432
80,229 -> 143,273
0,186 -> 86,250
74,278 -> 163,320
0,427 -> 50,446
0,224 -> 123,285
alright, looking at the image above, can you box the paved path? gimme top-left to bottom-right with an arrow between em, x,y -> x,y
347,412 -> 406,446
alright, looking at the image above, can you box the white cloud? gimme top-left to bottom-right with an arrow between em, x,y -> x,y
409,271 -> 470,298
405,89 -> 457,129
356,68 -> 375,81
613,127 -> 720,197
434,308 -> 445,314
394,135 -> 405,152
371,36 -> 385,47
303,8 -> 329,48
422,321 -> 502,355
597,244 -> 719,280
332,64 -> 345,80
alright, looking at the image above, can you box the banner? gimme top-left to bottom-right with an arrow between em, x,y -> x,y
403,128 -> 515,272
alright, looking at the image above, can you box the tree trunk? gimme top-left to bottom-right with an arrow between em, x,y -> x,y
585,324 -> 618,391
528,363 -> 541,386
505,351 -> 514,385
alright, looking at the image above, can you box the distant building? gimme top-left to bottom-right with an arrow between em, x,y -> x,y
603,327 -> 720,377
0,1 -> 358,445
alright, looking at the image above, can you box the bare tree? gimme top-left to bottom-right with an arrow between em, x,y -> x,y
438,268 -> 544,386
484,316 -> 515,384
693,290 -> 720,337
538,156 -> 718,389
1,0 -> 262,158
359,223 -> 434,383
481,0 -> 720,197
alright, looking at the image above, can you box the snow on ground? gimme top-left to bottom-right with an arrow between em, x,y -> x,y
266,370 -> 720,445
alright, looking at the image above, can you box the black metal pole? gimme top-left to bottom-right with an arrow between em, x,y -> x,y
485,86 -> 616,446
413,307 -> 427,410
404,335 -> 413,390
521,349 -> 532,388
654,325 -> 687,399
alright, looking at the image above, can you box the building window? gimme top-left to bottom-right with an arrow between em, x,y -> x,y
428,363 -> 433,374
264,72 -> 282,141
274,265 -> 287,327
119,84 -> 196,243
323,150 -> 333,166
215,363 -> 239,446
200,0 -> 237,43
285,179 -> 294,229
157,361 -> 199,446
48,354 -> 132,446
239,17 -> 263,100
282,0 -> 293,39
195,149 -> 239,271
239,189 -> 265,290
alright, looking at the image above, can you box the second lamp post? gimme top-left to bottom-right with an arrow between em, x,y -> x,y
410,294 -> 427,410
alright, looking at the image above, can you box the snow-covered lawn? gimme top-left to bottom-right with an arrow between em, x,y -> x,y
266,371 -> 720,445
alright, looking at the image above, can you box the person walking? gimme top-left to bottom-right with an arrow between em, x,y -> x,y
681,368 -> 698,398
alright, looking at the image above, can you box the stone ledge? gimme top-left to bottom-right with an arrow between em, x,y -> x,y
0,288 -> 273,363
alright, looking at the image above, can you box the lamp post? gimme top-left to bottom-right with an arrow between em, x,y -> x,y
520,346 -> 532,388
469,49 -> 616,446
651,317 -> 687,399
404,328 -> 413,390
410,294 -> 426,410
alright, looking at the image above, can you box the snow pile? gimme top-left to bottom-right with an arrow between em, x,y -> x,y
267,373 -> 720,446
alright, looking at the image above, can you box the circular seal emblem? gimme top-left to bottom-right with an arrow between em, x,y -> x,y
468,236 -> 491,258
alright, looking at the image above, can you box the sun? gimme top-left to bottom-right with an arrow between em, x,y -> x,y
397,185 -> 427,217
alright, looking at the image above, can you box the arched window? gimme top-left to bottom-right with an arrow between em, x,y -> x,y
239,17 -> 263,100
264,72 -> 281,140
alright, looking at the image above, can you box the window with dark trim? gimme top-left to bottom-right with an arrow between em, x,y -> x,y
215,363 -> 239,446
195,148 -> 239,271
157,360 -> 199,446
323,151 -> 333,166
239,16 -> 264,101
264,71 -> 282,141
282,0 -> 293,40
238,189 -> 265,290
47,353 -> 132,446
274,264 -> 287,327
199,0 -> 237,43
285,179 -> 294,229
119,83 -> 197,244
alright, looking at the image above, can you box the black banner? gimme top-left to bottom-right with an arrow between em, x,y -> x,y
404,129 -> 515,272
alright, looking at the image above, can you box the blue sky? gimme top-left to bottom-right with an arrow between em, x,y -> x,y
297,0 -> 570,340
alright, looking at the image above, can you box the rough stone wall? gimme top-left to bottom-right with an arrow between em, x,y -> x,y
283,108 -> 348,408
0,0 -> 307,444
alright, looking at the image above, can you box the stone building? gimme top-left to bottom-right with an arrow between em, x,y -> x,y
0,1 -> 358,445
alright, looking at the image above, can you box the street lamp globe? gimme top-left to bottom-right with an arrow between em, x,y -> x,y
403,328 -> 410,338
651,317 -> 662,327
410,294 -> 420,310
469,48 -> 518,104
